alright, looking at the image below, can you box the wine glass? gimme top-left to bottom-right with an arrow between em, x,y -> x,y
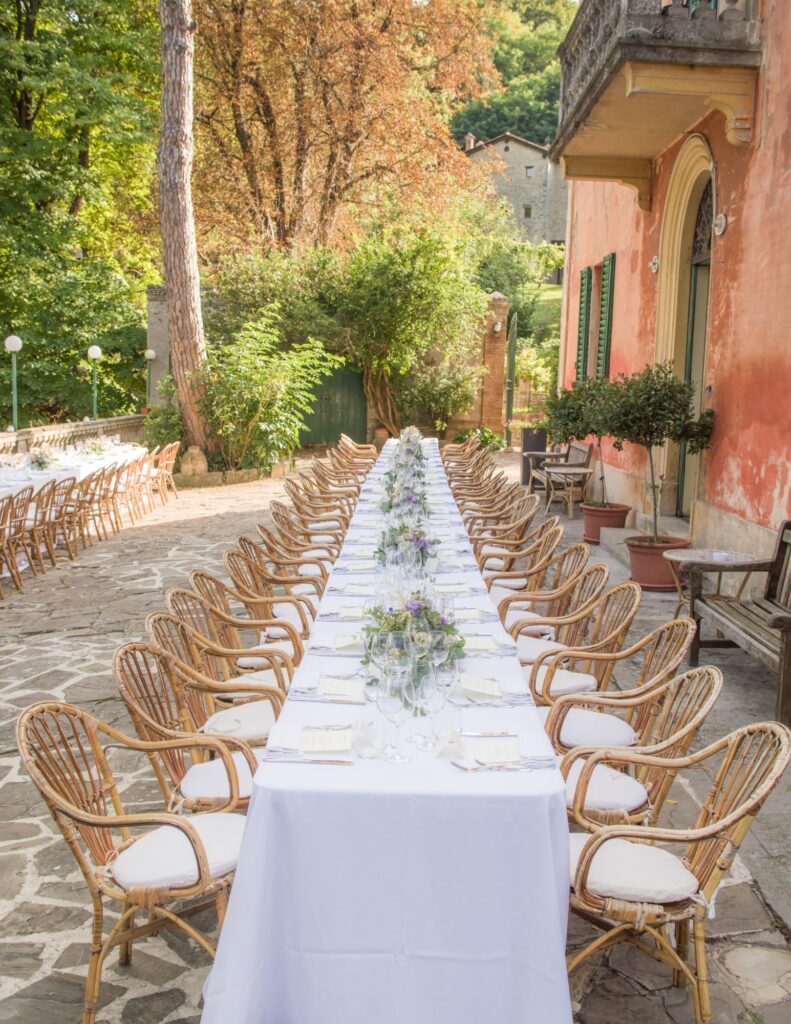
376,667 -> 412,763
415,669 -> 447,751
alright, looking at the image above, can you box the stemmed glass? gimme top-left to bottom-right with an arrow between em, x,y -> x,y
376,633 -> 412,763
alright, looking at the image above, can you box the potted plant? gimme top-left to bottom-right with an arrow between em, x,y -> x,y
609,363 -> 715,590
545,378 -> 630,542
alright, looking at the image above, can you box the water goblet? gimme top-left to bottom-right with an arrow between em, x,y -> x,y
376,668 -> 412,764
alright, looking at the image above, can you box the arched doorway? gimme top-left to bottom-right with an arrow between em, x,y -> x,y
654,135 -> 715,520
677,180 -> 713,517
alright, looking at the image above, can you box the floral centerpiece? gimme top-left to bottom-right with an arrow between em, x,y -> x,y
362,595 -> 465,677
28,447 -> 53,470
373,521 -> 439,566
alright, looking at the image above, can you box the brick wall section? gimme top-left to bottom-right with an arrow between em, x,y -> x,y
445,292 -> 510,440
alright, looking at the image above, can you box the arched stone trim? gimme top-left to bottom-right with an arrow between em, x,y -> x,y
655,135 -> 715,366
655,134 -> 715,503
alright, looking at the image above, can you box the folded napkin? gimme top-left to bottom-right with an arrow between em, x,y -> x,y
463,635 -> 501,653
333,634 -> 364,653
461,673 -> 502,699
463,737 -> 521,764
339,560 -> 377,573
319,675 -> 365,700
300,726 -> 354,754
435,583 -> 468,595
332,583 -> 375,596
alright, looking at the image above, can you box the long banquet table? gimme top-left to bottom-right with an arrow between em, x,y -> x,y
0,443 -> 146,500
201,438 -> 572,1024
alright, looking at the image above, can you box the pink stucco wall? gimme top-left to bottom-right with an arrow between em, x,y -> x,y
561,0 -> 791,531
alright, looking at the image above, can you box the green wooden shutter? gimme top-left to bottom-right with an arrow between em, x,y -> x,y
596,253 -> 616,380
576,267 -> 592,380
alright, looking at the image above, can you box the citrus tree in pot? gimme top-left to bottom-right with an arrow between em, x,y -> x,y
545,378 -> 630,543
609,363 -> 715,590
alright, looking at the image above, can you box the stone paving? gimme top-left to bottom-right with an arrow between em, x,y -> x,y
0,451 -> 789,1024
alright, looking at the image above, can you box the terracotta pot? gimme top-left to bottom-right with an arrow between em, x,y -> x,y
580,502 -> 631,544
625,535 -> 690,591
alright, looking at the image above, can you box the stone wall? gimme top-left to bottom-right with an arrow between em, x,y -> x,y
0,414 -> 146,455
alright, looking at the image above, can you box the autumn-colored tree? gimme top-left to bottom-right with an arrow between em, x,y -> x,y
194,0 -> 496,251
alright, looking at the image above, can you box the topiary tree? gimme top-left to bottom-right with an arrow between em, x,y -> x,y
545,377 -> 617,506
608,363 -> 715,543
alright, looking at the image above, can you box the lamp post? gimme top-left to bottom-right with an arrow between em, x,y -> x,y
144,348 -> 156,406
87,345 -> 102,420
4,335 -> 22,432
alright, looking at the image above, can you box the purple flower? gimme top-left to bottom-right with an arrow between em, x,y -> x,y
405,599 -> 423,614
440,615 -> 448,627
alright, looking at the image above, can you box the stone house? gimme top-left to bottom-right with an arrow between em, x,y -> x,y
551,0 -> 790,557
466,131 -> 568,246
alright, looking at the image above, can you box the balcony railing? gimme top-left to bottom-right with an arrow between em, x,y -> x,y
552,0 -> 761,164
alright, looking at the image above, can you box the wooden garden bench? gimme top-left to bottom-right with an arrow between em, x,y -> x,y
687,520 -> 791,723
529,441 -> 593,518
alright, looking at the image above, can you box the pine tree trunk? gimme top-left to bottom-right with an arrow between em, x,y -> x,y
158,0 -> 207,449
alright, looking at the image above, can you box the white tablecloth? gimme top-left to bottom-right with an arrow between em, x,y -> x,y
201,439 -> 572,1024
0,444 -> 146,499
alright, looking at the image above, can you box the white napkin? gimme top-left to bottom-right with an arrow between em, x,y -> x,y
333,635 -> 364,653
333,583 -> 375,596
461,673 -> 502,699
463,738 -> 521,764
319,675 -> 365,699
464,636 -> 500,653
300,727 -> 354,754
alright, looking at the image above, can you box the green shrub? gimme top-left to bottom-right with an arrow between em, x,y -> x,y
197,311 -> 342,471
141,375 -> 185,467
452,426 -> 507,451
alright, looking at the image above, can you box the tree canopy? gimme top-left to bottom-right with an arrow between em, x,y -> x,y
451,0 -> 577,147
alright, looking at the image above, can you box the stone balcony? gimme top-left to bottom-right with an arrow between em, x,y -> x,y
549,0 -> 762,210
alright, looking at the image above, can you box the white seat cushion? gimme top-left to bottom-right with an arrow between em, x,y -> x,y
526,664 -> 598,698
111,812 -> 246,891
569,833 -> 699,904
565,759 -> 648,813
266,601 -> 308,640
516,635 -> 564,663
201,699 -> 277,742
179,750 -> 265,802
487,578 -> 527,595
479,543 -> 508,557
536,706 -> 637,749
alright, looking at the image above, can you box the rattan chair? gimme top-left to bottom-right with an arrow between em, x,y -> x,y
151,441 -> 180,504
525,614 -> 693,708
557,665 -> 723,828
494,544 -> 594,629
17,701 -> 248,1024
115,642 -> 262,811
567,721 -> 791,1024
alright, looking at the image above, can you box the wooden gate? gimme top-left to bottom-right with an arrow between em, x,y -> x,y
300,363 -> 368,446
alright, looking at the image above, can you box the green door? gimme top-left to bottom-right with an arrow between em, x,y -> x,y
301,363 -> 368,446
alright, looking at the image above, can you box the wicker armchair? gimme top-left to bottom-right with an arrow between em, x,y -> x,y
557,665 -> 723,828
567,721 -> 791,1024
17,701 -> 248,1024
524,614 -> 693,707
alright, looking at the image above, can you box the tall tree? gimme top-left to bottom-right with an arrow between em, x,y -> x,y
451,0 -> 577,146
193,0 -> 495,252
0,1 -> 160,425
158,0 -> 207,447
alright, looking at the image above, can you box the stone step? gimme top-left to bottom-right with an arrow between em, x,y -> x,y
634,511 -> 691,538
599,527 -> 634,569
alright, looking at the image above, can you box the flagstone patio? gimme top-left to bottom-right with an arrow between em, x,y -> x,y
0,453 -> 789,1024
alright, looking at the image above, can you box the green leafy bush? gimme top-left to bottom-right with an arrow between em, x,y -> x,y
141,375 -> 185,466
196,311 -> 342,471
452,426 -> 507,451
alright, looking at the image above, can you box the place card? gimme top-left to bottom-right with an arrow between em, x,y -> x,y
333,583 -> 375,596
455,609 -> 487,622
300,727 -> 354,754
464,636 -> 500,653
319,675 -> 365,699
461,673 -> 502,699
463,738 -> 521,764
333,634 -> 364,653
436,583 -> 467,595
342,560 -> 377,573
337,605 -> 366,620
